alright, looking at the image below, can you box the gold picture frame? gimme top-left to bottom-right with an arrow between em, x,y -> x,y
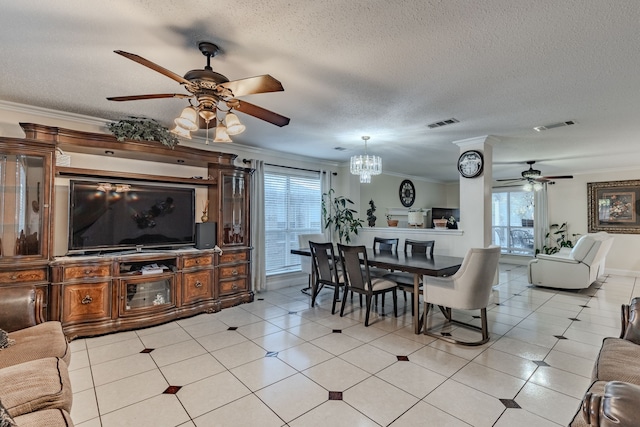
588,179 -> 640,234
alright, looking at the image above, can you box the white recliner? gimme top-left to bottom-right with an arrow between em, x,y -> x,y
528,232 -> 614,289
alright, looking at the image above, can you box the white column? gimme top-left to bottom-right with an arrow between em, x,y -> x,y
452,135 -> 498,252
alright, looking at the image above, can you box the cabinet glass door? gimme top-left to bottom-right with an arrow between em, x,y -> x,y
0,154 -> 44,257
221,173 -> 247,245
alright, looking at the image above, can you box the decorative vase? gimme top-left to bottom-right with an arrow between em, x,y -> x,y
433,219 -> 448,229
201,214 -> 208,222
387,219 -> 399,227
368,219 -> 376,227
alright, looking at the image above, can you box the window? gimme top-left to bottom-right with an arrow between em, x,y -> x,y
492,189 -> 534,255
264,167 -> 322,275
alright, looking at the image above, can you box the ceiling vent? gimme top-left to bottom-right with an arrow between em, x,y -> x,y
533,120 -> 576,132
427,118 -> 459,129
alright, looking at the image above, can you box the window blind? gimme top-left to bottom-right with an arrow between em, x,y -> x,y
264,167 -> 322,275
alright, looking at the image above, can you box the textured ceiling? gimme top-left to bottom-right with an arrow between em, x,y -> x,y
1,0 -> 640,182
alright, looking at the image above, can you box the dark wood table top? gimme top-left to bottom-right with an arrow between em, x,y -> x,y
291,248 -> 463,277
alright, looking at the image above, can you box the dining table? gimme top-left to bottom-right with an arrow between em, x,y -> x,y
291,247 -> 464,334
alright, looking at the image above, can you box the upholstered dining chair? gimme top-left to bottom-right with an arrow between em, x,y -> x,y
308,241 -> 344,314
337,244 -> 398,326
384,239 -> 435,315
298,233 -> 325,292
422,245 -> 500,345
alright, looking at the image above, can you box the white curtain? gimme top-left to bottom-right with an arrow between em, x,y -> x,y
534,184 -> 549,253
320,169 -> 333,242
250,160 -> 266,292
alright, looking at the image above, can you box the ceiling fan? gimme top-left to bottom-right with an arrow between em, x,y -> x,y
107,41 -> 290,140
496,161 -> 573,188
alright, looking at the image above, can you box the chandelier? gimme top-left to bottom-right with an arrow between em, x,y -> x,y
350,136 -> 382,183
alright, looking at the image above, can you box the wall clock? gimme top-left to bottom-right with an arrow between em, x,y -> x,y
457,150 -> 484,178
399,179 -> 415,207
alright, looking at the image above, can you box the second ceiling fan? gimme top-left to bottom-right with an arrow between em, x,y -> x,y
496,161 -> 573,188
107,41 -> 290,141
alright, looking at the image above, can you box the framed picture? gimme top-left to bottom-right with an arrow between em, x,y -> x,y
588,179 -> 640,234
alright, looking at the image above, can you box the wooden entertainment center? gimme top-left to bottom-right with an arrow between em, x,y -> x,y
0,123 -> 253,340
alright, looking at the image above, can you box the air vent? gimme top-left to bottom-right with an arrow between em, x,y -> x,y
427,118 -> 460,129
533,120 -> 576,132
334,147 -> 347,151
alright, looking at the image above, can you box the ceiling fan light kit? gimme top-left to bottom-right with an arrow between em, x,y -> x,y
108,41 -> 289,142
350,136 -> 382,184
496,160 -> 573,191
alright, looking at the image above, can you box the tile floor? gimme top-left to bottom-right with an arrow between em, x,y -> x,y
68,264 -> 638,426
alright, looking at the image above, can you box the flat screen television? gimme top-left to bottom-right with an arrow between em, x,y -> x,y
68,180 -> 196,254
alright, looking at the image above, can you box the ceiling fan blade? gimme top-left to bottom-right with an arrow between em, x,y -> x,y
114,50 -> 191,85
107,93 -> 193,102
231,100 -> 290,127
542,175 -> 574,179
495,178 -> 524,182
219,75 -> 284,97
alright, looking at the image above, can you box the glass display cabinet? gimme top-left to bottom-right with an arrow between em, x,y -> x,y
220,171 -> 249,246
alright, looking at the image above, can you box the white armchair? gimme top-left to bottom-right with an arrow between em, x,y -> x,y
422,246 -> 501,345
528,232 -> 613,289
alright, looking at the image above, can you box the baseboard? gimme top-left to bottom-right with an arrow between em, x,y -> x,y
603,268 -> 640,278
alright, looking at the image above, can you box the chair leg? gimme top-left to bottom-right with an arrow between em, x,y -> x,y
410,293 -> 415,316
480,308 -> 489,342
422,301 -> 430,334
392,289 -> 398,317
381,293 -> 385,311
364,295 -> 373,326
331,284 -> 339,314
403,290 -> 407,301
340,287 -> 349,317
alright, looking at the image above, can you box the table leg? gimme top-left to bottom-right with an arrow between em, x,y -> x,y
414,273 -> 421,334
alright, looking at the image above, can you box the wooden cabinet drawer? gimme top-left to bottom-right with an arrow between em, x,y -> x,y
183,255 -> 213,269
219,264 -> 247,279
62,282 -> 111,323
219,279 -> 248,296
0,268 -> 47,284
182,270 -> 212,304
64,265 -> 111,280
220,251 -> 247,264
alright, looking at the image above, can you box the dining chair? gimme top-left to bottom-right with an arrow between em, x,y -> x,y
308,241 -> 344,314
337,244 -> 398,326
422,245 -> 500,345
298,233 -> 325,292
384,239 -> 435,315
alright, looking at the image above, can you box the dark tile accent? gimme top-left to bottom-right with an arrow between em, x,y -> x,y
472,315 -> 481,319
441,332 -> 452,337
533,360 -> 550,367
140,348 -> 154,353
266,351 -> 278,357
257,298 -> 265,301
329,391 -> 343,400
289,311 -> 297,315
513,293 -> 521,296
568,318 -> 581,321
495,303 -> 501,305
554,335 -> 568,340
332,329 -> 342,333
500,399 -> 521,409
397,355 -> 409,361
580,305 -> 590,308
228,326 -> 238,330
164,385 -> 182,394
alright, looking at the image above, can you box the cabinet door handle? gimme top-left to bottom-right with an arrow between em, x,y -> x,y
84,269 -> 92,275
81,295 -> 93,304
194,281 -> 203,288
195,259 -> 200,264
232,283 -> 238,290
10,275 -> 18,280
231,269 -> 238,275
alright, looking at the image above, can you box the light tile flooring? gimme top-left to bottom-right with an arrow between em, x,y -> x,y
68,264 -> 639,426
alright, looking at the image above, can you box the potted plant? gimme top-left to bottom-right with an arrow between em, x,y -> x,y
366,199 -> 377,227
386,213 -> 399,227
321,189 -> 364,243
536,222 -> 580,255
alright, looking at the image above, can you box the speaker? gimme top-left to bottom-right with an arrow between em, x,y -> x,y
195,222 -> 217,249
